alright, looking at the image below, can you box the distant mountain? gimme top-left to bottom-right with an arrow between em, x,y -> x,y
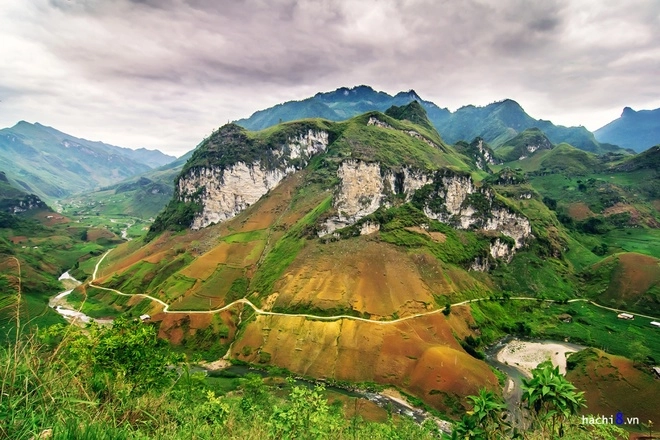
594,107 -> 660,152
0,121 -> 175,202
235,85 -> 451,132
235,86 -> 624,155
0,171 -> 49,214
493,128 -> 554,162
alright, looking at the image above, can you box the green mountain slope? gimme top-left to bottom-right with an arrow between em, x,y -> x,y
595,107 -> 660,152
492,127 -> 554,162
0,121 -> 175,202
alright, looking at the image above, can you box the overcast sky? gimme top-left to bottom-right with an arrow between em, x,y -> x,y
1,0 -> 659,156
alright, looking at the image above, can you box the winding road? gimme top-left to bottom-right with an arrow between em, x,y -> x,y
89,250 -> 660,322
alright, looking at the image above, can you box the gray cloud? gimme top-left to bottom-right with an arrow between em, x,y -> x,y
1,0 -> 659,155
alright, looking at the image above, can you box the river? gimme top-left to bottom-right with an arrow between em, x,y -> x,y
484,336 -> 585,429
49,271 -> 113,325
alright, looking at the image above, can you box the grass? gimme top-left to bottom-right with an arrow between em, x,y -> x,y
470,300 -> 660,360
250,195 -> 332,297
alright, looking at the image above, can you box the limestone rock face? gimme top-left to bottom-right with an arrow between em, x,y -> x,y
320,161 -> 433,235
178,130 -> 328,229
4,194 -> 47,214
320,159 -> 532,261
489,238 -> 514,261
179,163 -> 286,229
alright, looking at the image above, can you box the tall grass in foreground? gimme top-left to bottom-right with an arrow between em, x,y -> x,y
0,319 -> 442,440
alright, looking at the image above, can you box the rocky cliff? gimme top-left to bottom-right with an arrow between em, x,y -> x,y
178,129 -> 329,229
321,160 -> 531,262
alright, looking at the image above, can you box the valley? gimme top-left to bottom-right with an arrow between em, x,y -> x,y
2,96 -> 659,440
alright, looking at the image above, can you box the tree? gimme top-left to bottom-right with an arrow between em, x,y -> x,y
45,317 -> 184,397
521,361 -> 586,438
268,379 -> 343,439
443,303 -> 451,316
630,340 -> 651,367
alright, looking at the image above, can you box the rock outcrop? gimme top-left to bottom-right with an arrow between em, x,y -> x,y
178,130 -> 329,229
320,160 -> 532,262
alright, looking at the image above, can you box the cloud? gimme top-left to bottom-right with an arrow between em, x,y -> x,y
0,0 -> 658,155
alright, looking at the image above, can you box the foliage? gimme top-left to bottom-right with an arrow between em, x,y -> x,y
1,326 -> 446,440
521,361 -> 586,438
452,389 -> 508,440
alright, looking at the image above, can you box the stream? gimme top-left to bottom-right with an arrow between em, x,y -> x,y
484,336 -> 585,429
49,271 -> 112,325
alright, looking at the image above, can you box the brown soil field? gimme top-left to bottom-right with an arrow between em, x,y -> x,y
187,265 -> 245,303
180,240 -> 265,280
86,228 -> 116,241
273,239 -> 439,317
567,202 -> 594,220
566,349 -> 660,429
33,211 -> 70,226
153,309 -> 237,345
231,312 -> 497,414
405,226 -> 446,243
653,199 -> 660,211
9,236 -> 27,244
600,253 -> 660,304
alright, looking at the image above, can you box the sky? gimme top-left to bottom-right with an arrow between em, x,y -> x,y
1,0 -> 659,157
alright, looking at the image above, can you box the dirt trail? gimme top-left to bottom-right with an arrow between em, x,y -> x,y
90,250 -> 660,323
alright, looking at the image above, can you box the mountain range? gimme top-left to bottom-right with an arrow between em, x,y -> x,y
595,106 -> 660,152
0,121 -> 176,202
236,85 -> 629,154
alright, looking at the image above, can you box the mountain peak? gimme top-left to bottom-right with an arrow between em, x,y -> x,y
384,100 -> 434,132
394,89 -> 422,100
621,106 -> 636,117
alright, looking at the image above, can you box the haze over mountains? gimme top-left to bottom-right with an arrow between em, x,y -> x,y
595,107 -> 660,153
0,121 -> 176,202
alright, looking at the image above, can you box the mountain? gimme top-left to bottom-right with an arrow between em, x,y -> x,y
0,121 -> 176,202
58,140 -> 196,221
595,107 -> 660,152
235,85 -> 450,132
492,128 -> 554,162
53,105 -> 660,419
434,99 -> 625,154
236,86 -> 625,155
0,171 -> 49,214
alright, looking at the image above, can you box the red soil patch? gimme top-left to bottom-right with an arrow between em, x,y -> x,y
567,202 -> 594,220
566,349 -> 660,429
9,236 -> 27,244
231,312 -> 497,414
154,310 -> 238,345
86,228 -> 116,241
599,253 -> 660,304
